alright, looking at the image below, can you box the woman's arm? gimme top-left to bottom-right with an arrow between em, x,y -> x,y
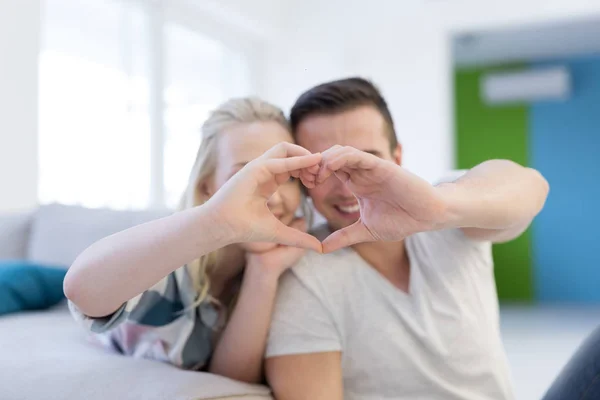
209,263 -> 282,383
64,143 -> 322,318
209,226 -> 307,383
64,205 -> 229,318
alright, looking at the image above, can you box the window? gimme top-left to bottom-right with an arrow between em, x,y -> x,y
163,23 -> 225,209
164,23 -> 251,208
39,0 -> 252,210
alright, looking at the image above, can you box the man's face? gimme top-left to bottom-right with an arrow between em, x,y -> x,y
295,106 -> 402,232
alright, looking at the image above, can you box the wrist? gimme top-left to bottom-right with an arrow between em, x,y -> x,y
194,200 -> 237,248
243,262 -> 280,289
434,182 -> 470,229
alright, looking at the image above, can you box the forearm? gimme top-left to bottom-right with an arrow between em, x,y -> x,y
209,267 -> 279,383
438,160 -> 549,230
64,204 -> 232,317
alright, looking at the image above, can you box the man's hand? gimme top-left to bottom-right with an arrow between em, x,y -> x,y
207,142 -> 322,253
314,146 -> 549,252
314,145 -> 450,253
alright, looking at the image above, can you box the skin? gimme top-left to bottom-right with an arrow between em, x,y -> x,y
295,106 -> 409,290
64,123 -> 322,385
207,121 -> 303,254
64,139 -> 322,317
265,105 -> 549,400
207,122 -> 320,383
295,107 -> 402,233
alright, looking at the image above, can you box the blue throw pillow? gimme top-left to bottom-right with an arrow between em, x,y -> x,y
0,261 -> 67,316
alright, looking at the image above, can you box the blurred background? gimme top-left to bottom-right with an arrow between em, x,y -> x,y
1,0 -> 599,398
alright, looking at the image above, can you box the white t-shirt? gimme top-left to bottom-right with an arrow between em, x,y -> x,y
266,227 -> 515,400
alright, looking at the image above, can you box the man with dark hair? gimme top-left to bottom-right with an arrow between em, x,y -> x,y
290,77 -> 399,152
264,77 -> 550,400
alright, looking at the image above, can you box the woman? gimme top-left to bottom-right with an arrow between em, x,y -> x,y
64,98 -> 322,383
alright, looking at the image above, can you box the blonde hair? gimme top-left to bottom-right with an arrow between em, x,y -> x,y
178,97 -> 292,309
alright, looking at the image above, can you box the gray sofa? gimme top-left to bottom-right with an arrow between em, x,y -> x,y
0,203 -> 273,400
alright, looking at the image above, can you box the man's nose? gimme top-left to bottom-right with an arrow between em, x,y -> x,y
338,184 -> 355,199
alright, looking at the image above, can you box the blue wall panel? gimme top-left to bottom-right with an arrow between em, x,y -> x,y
531,55 -> 600,303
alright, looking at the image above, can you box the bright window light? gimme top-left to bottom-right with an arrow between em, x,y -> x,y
39,0 -> 252,210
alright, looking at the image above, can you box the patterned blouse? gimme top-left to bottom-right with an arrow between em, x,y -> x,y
69,265 -> 227,370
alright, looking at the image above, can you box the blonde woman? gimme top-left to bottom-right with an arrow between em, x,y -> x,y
64,98 -> 322,383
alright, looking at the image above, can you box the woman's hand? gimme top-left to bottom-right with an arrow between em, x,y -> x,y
245,218 -> 308,282
206,142 -> 322,252
209,217 -> 308,383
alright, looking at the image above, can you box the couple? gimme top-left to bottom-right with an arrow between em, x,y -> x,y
65,78 -> 583,400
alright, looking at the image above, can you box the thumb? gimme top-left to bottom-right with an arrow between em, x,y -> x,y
322,220 -> 373,253
273,219 -> 322,253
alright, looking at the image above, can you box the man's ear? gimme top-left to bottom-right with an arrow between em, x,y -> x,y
392,143 -> 403,166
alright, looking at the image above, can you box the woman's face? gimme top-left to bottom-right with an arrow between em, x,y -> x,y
211,121 -> 302,253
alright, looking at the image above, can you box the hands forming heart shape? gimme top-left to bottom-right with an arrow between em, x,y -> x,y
207,142 -> 450,254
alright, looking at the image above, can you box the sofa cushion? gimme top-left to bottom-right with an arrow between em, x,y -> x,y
0,261 -> 67,315
0,212 -> 33,260
28,204 -> 171,267
0,303 -> 273,400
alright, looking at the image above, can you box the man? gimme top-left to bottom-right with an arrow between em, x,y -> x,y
264,77 -> 549,399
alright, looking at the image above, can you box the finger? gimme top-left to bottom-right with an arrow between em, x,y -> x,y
318,148 -> 376,184
334,170 -> 351,184
266,153 -> 322,176
291,167 -> 317,182
316,146 -> 355,184
308,164 -> 320,173
262,142 -> 312,159
300,176 -> 316,189
299,169 -> 317,188
273,220 -> 322,253
245,242 -> 279,254
321,221 -> 373,253
317,146 -> 345,179
319,144 -> 345,159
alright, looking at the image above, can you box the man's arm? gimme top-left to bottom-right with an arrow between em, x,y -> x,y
437,159 -> 549,243
314,146 -> 550,252
265,352 -> 343,400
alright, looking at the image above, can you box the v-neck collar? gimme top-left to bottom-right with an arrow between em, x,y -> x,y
345,237 -> 417,302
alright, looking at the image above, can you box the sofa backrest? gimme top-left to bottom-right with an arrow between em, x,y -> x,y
27,204 -> 171,268
0,212 -> 34,260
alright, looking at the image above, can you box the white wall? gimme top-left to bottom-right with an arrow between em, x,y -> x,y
260,0 -> 452,182
260,0 -> 600,182
441,0 -> 600,33
0,0 -> 40,213
4,0 -> 600,213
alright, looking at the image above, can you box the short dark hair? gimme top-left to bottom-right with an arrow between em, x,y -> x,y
290,77 -> 398,150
